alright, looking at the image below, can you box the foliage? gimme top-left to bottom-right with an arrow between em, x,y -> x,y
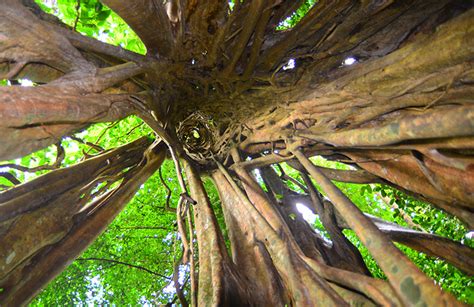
25,136 -> 473,305
1,0 -> 470,305
34,0 -> 146,54
290,157 -> 474,303
277,0 -> 318,30
32,159 -> 180,305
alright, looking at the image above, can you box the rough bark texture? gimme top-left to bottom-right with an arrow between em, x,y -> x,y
1,0 -> 473,305
0,140 -> 166,305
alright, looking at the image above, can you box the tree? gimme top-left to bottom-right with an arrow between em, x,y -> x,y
1,0 -> 473,305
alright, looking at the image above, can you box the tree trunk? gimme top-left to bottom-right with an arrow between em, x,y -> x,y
0,0 -> 473,305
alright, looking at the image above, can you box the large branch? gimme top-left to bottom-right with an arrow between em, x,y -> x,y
54,26 -> 146,63
0,137 -> 150,223
331,209 -> 474,275
217,159 -> 396,305
299,0 -> 450,78
259,0 -> 353,71
243,8 -> 474,147
239,10 -> 474,229
0,0 -> 93,73
0,141 -> 166,305
292,149 -> 460,306
0,88 -> 125,127
0,59 -> 150,161
344,150 -> 474,227
0,139 -> 151,289
183,159 -> 250,306
369,217 -> 474,276
53,61 -> 149,93
0,86 -> 135,161
19,0 -> 146,63
296,105 -> 474,147
100,0 -> 174,57
286,159 -> 383,184
224,153 -> 347,305
222,0 -> 267,76
212,170 -> 289,306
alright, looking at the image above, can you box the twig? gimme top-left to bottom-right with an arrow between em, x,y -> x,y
69,136 -> 105,152
76,257 -> 171,280
374,188 -> 426,232
113,226 -> 174,230
177,198 -> 190,263
0,172 -> 21,185
116,122 -> 145,142
73,0 -> 81,31
0,142 -> 65,173
172,252 -> 189,307
158,166 -> 173,212
86,120 -> 121,154
180,192 -> 197,206
186,206 -> 197,306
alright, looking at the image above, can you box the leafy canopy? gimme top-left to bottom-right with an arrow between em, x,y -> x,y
0,0 -> 471,305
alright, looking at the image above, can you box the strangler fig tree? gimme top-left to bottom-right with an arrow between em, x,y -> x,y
1,0 -> 473,305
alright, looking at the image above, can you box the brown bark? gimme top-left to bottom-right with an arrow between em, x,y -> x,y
346,150 -> 474,228
223,154 -> 349,305
183,159 -> 250,306
369,216 -> 474,276
0,137 -> 150,223
0,0 -> 472,305
292,149 -> 460,306
0,0 -> 93,73
100,0 -> 174,57
0,86 -> 135,161
0,141 -> 166,305
215,160 -> 400,305
212,170 -> 290,306
258,164 -> 371,275
239,8 -> 474,231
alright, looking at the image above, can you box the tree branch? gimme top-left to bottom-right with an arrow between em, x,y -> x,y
292,148 -> 459,306
0,142 -> 65,173
100,0 -> 174,57
54,26 -> 146,63
0,141 -> 166,305
76,257 -> 171,280
171,253 -> 189,307
296,105 -> 474,147
259,0 -> 352,71
223,0 -> 267,76
0,1 -> 93,73
0,172 -> 21,185
242,1 -> 274,78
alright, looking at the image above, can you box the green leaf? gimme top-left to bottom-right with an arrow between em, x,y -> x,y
97,10 -> 111,21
